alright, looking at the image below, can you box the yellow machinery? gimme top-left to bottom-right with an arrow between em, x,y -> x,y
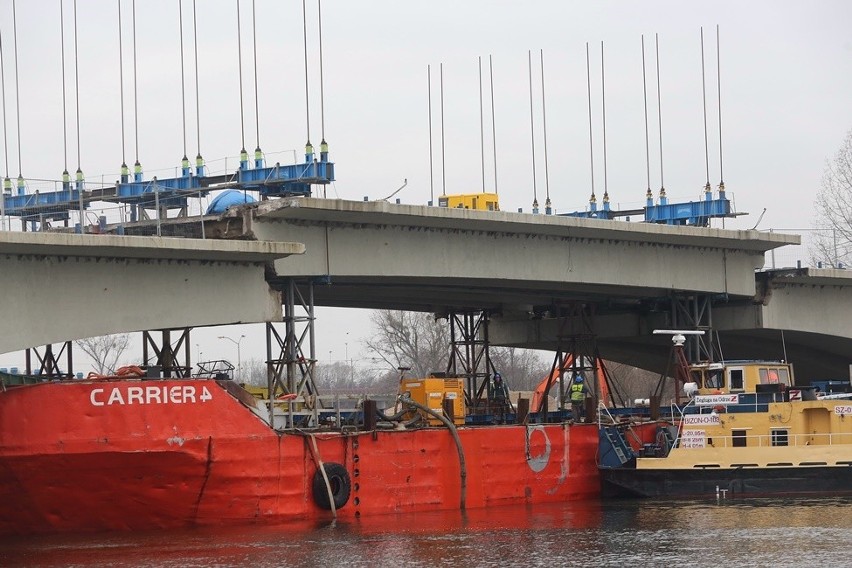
438,193 -> 499,212
400,377 -> 466,426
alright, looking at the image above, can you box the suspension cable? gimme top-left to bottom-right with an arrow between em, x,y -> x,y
427,64 -> 433,204
179,0 -> 187,159
655,33 -> 664,192
585,42 -> 595,199
527,50 -> 537,207
236,0 -> 245,153
132,0 -> 139,164
478,56 -> 484,193
717,24 -> 724,185
540,49 -> 550,205
192,0 -> 201,158
73,0 -> 81,172
0,26 -> 7,177
318,0 -> 325,144
440,62 -> 445,195
301,0 -> 310,145
601,41 -> 608,199
61,0 -> 70,173
701,27 -> 709,187
12,0 -> 22,175
641,35 -> 650,192
117,0 -> 125,167
489,54 -> 497,195
251,0 -> 259,151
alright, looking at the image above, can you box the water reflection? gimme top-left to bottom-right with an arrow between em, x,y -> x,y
2,498 -> 850,567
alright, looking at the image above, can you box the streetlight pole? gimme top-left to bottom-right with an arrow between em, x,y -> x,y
218,334 -> 246,380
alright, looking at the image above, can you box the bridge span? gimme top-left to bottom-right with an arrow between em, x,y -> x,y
0,231 -> 301,355
206,198 -> 849,380
6,197 -> 852,381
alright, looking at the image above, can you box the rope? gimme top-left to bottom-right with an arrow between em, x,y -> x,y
306,433 -> 337,518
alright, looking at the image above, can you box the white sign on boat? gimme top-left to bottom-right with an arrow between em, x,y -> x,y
694,394 -> 739,406
683,414 -> 721,426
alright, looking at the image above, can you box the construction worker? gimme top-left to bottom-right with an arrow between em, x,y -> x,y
492,372 -> 509,423
569,373 -> 588,421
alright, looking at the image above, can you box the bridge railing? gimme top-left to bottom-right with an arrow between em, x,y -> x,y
762,228 -> 851,271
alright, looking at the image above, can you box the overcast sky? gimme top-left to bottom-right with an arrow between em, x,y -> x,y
1,0 -> 851,373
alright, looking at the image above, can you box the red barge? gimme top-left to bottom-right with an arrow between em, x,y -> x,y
0,374 -> 656,534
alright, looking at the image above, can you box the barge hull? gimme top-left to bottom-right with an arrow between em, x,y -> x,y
601,466 -> 852,498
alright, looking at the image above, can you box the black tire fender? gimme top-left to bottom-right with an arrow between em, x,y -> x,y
312,462 -> 351,510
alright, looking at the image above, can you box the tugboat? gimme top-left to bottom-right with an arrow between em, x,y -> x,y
598,331 -> 852,498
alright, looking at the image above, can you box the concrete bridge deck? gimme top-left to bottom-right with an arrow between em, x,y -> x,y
0,232 -> 302,354
213,197 -> 797,311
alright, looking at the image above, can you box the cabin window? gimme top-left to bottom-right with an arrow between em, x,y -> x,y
771,429 -> 789,447
729,369 -> 744,391
732,429 -> 747,447
706,369 -> 724,389
778,368 -> 790,386
760,368 -> 781,384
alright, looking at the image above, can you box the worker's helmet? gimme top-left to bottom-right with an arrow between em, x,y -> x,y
574,375 -> 584,383
494,372 -> 502,382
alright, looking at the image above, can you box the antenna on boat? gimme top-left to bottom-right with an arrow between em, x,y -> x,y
489,54 -> 498,196
700,27 -> 711,197
540,49 -> 551,214
527,50 -> 538,213
427,64 -> 434,204
585,42 -> 596,211
641,35 -> 651,204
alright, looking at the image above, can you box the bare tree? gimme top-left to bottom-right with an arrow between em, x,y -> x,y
365,310 -> 449,378
75,334 -> 131,375
812,128 -> 852,267
490,347 -> 550,391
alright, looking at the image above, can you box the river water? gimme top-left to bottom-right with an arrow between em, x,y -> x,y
2,497 -> 850,567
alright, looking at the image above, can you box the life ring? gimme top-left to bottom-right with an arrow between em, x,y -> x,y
312,462 -> 351,510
